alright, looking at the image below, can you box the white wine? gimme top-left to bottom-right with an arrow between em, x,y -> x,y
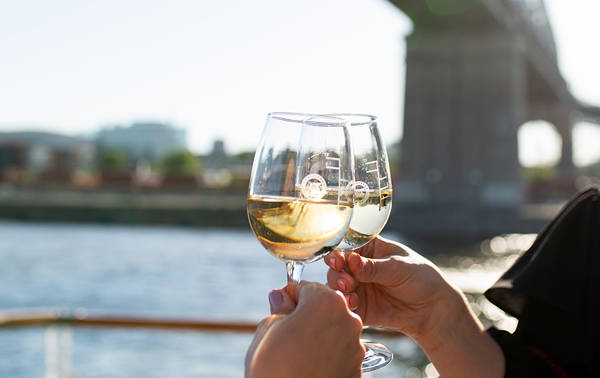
247,195 -> 352,263
338,190 -> 392,250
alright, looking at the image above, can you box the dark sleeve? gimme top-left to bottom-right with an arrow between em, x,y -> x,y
487,328 -> 567,378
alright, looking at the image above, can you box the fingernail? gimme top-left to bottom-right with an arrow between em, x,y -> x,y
337,278 -> 347,292
344,293 -> 352,305
344,294 -> 358,310
328,257 -> 337,270
268,290 -> 283,313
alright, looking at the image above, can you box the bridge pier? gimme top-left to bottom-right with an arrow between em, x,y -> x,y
554,108 -> 575,173
394,31 -> 528,241
386,0 -> 592,244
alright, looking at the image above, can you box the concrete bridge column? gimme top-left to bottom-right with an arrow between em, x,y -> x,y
393,31 -> 529,240
553,108 -> 575,173
397,31 -> 526,208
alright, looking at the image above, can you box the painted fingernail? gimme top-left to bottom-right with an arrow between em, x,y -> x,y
268,290 -> 283,313
337,278 -> 347,292
344,293 -> 352,306
328,257 -> 337,270
345,294 -> 358,310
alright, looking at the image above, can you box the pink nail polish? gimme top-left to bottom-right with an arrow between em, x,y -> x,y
268,290 -> 283,313
344,293 -> 353,306
337,278 -> 347,292
329,257 -> 337,270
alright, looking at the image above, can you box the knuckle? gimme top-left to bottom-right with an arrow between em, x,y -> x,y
297,281 -> 317,297
345,315 -> 363,337
363,258 -> 376,276
388,255 -> 403,269
326,269 -> 340,287
388,255 -> 408,273
330,290 -> 348,308
302,284 -> 341,308
350,313 -> 363,330
317,290 -> 348,316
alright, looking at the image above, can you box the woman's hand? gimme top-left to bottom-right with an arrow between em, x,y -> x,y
326,236 -> 462,341
326,236 -> 505,378
245,281 -> 365,378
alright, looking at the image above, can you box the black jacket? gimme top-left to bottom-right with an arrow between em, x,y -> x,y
485,187 -> 600,377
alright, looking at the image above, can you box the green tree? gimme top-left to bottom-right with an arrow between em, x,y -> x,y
162,151 -> 201,176
233,151 -> 254,161
98,150 -> 127,172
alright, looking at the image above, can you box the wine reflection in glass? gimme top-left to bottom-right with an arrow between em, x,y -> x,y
328,114 -> 394,372
247,112 -> 354,300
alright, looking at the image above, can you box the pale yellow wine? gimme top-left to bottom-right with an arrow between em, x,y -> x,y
338,190 -> 392,250
247,195 -> 353,263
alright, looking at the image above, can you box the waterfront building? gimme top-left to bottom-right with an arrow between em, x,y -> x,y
96,122 -> 187,162
200,140 -> 253,189
0,131 -> 95,183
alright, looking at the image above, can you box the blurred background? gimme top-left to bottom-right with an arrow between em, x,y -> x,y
0,0 -> 598,377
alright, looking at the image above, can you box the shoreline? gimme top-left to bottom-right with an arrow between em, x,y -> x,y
0,186 -> 249,227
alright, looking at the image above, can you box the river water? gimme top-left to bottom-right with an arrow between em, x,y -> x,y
0,220 -> 516,377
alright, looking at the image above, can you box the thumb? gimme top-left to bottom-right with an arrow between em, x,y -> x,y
268,288 -> 295,315
347,252 -> 406,286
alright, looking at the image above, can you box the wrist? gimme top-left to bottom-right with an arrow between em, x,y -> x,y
417,285 -> 475,352
414,288 -> 505,378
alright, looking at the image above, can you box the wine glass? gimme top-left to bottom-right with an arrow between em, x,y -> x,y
331,114 -> 392,251
327,113 -> 393,372
247,112 -> 354,300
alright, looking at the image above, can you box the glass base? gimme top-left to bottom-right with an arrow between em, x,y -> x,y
361,339 -> 393,372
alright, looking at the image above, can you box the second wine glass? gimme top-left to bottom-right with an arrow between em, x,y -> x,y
331,114 -> 392,251
327,113 -> 394,372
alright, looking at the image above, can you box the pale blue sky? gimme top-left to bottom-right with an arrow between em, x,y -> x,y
0,0 -> 598,166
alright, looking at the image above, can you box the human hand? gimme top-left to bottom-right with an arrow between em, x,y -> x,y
245,281 -> 365,378
327,237 -> 506,378
326,236 -> 465,342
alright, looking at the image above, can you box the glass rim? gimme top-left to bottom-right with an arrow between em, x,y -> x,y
323,113 -> 376,126
267,112 -> 348,127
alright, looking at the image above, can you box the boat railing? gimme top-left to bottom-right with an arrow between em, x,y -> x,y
0,308 -> 404,335
0,308 -> 404,377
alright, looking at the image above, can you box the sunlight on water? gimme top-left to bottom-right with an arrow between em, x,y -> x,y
0,222 -> 530,377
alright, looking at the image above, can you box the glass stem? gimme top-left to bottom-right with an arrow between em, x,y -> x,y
286,262 -> 304,303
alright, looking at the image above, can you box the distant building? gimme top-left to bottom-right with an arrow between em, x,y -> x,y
201,140 -> 253,189
203,139 -> 227,170
0,131 -> 95,183
96,122 -> 187,162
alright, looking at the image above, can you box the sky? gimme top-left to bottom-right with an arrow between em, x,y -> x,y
0,0 -> 598,166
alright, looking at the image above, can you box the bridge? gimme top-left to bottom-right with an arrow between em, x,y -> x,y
386,0 -> 599,242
